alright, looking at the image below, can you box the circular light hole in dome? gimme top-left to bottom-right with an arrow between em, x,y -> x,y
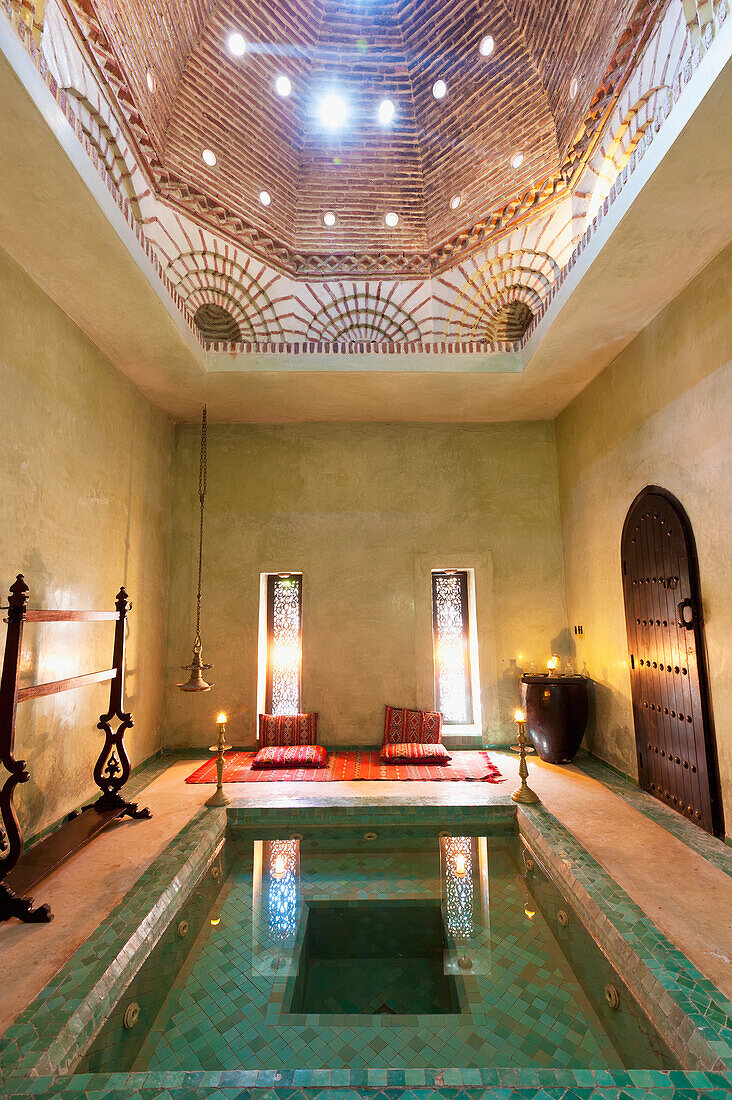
322,211 -> 336,227
202,148 -> 217,167
228,32 -> 247,57
450,194 -> 462,210
479,35 -> 495,58
317,92 -> 349,130
384,211 -> 400,228
569,76 -> 579,100
432,79 -> 447,100
146,70 -> 156,94
511,151 -> 524,170
275,75 -> 292,97
378,98 -> 395,125
259,190 -> 272,206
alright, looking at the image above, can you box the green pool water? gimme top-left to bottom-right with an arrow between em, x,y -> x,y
80,827 -> 676,1072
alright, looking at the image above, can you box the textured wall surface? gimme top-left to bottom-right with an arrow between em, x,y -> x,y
556,245 -> 732,831
165,422 -> 568,749
0,246 -> 173,840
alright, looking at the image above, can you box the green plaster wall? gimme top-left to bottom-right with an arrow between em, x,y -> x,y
0,245 -> 174,840
556,244 -> 732,831
165,421 -> 568,749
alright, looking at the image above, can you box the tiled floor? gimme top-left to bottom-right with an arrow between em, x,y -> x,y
1,745 -> 731,1040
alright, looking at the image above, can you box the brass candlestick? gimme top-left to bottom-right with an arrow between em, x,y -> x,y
206,713 -> 231,808
511,708 -> 540,804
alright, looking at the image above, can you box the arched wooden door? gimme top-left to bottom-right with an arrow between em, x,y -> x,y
621,487 -> 723,836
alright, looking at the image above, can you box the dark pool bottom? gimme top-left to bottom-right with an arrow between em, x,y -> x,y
78,825 -> 676,1074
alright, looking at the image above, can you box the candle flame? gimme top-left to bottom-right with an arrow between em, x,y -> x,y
454,851 -> 467,876
514,708 -> 525,723
216,713 -> 227,724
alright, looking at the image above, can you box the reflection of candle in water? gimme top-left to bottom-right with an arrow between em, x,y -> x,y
273,854 -> 286,878
454,851 -> 467,877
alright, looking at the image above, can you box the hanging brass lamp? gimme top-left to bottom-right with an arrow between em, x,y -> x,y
179,406 -> 213,692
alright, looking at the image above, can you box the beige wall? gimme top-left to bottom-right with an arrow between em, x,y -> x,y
0,246 -> 173,840
165,422 -> 568,749
556,245 -> 732,832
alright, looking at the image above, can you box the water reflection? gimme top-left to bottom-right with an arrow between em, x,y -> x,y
442,836 -> 474,940
267,839 -> 299,942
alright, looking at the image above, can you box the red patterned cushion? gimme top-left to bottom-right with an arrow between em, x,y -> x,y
404,708 -> 423,742
383,704 -> 406,744
382,706 -> 443,745
258,713 -> 318,747
420,710 -> 443,743
379,742 -> 452,764
251,744 -> 328,769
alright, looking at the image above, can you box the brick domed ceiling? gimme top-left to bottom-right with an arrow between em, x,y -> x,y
71,0 -> 652,274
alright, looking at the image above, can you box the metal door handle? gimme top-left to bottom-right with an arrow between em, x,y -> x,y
677,598 -> 694,629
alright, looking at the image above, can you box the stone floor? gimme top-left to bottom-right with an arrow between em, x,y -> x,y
1,749 -> 730,1037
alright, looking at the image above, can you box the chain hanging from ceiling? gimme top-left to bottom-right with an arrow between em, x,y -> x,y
179,405 -> 213,692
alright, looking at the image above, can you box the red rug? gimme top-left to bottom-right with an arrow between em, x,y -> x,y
185,749 -> 504,784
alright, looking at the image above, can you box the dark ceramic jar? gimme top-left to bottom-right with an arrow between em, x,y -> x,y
520,674 -> 590,764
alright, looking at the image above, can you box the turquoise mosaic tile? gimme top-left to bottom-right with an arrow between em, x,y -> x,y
517,804 -> 732,1072
125,834 -> 632,1074
3,793 -> 732,1100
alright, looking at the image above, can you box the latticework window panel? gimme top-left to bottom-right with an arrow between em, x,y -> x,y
266,574 -> 302,716
432,571 -> 473,725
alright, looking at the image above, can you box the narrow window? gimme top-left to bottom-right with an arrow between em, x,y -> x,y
265,574 -> 302,715
432,570 -> 473,725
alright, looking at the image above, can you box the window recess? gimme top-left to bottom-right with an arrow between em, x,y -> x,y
431,570 -> 474,726
265,573 -> 302,715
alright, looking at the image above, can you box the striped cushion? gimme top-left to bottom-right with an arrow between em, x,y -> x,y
258,712 -> 318,747
382,705 -> 444,745
379,742 -> 452,764
251,744 -> 328,769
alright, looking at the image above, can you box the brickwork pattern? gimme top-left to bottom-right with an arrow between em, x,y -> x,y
2,0 -> 726,355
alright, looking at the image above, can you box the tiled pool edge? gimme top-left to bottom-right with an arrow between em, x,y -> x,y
518,804 -> 732,1071
0,808 -> 227,1078
2,800 -> 732,1099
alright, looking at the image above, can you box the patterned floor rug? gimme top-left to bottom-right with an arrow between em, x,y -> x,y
184,749 -> 504,784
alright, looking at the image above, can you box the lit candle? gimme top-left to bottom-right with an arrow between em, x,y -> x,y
524,906 -> 536,921
514,708 -> 525,724
454,851 -> 467,876
206,714 -> 231,808
547,656 -> 558,671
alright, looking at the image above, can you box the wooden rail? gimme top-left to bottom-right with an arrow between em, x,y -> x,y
0,575 -> 151,925
24,610 -> 120,622
16,668 -> 117,703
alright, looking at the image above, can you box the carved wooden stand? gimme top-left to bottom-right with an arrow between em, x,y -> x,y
0,576 -> 151,925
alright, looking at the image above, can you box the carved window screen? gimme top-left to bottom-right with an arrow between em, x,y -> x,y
432,570 -> 473,725
265,574 -> 302,715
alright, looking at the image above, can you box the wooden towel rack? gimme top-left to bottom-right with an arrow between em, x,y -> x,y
0,575 -> 151,925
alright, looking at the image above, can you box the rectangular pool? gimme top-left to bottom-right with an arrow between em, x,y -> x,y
79,825 -> 675,1073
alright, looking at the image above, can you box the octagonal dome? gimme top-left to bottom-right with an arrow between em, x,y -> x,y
80,0 -> 642,261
